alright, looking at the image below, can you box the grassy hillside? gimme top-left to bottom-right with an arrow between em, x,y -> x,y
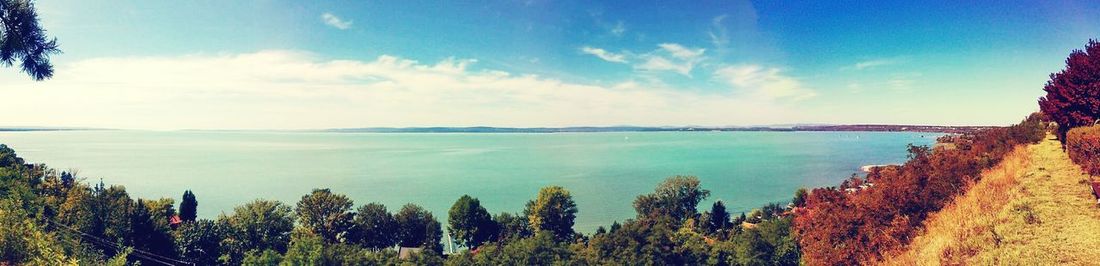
883,135 -> 1100,265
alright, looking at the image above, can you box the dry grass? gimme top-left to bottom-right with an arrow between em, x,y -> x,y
882,135 -> 1100,265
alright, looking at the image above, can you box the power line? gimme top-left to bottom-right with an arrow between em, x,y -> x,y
46,219 -> 182,265
45,219 -> 195,266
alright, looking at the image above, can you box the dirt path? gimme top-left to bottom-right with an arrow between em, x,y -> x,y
884,136 -> 1100,265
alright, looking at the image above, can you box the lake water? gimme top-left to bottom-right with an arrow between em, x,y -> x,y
0,130 -> 938,233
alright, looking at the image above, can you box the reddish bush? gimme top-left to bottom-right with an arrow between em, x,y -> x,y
794,114 -> 1046,265
1066,125 -> 1100,175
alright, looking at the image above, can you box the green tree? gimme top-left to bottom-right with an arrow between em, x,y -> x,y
281,230 -> 324,266
92,183 -> 134,258
703,200 -> 730,236
180,190 -> 198,222
0,144 -> 24,168
524,186 -> 577,242
498,232 -> 573,264
447,195 -> 496,249
0,0 -> 61,80
219,199 -> 295,264
241,249 -> 282,266
792,188 -> 808,208
295,188 -> 354,243
175,219 -> 222,266
633,175 -> 710,223
352,202 -> 397,250
394,203 -> 443,253
130,199 -> 177,264
493,212 -> 531,242
0,198 -> 77,265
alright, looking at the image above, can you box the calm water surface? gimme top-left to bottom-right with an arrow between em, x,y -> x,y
0,130 -> 939,233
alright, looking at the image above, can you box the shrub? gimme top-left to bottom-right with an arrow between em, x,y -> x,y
795,114 -> 1047,265
1066,125 -> 1100,175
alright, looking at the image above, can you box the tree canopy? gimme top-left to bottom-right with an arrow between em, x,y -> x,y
633,175 -> 710,223
295,188 -> 354,244
0,0 -> 60,80
179,190 -> 197,222
1039,39 -> 1100,141
353,202 -> 397,250
447,195 -> 496,249
524,186 -> 577,242
394,203 -> 443,253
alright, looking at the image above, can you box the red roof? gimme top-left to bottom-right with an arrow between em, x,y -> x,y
169,215 -> 182,225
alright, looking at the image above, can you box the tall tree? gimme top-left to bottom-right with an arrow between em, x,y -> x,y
448,195 -> 496,249
524,186 -> 577,242
295,188 -> 354,243
0,0 -> 61,80
703,200 -> 730,235
1039,39 -> 1100,141
179,190 -> 197,222
395,203 -> 443,253
633,175 -> 710,223
353,202 -> 398,250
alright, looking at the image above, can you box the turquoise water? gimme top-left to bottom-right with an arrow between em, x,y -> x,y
0,130 -> 938,233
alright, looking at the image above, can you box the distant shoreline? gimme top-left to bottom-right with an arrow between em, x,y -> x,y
325,125 -> 991,134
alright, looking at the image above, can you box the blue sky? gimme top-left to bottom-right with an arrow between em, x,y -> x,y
2,0 -> 1098,129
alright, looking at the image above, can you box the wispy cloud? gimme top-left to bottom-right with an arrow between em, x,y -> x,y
580,46 -> 628,63
610,21 -> 626,37
0,50 -> 807,129
715,65 -> 816,100
321,12 -> 353,30
635,43 -> 705,76
708,15 -> 730,48
848,59 -> 900,70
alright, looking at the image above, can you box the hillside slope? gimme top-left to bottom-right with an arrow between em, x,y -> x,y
884,135 -> 1100,265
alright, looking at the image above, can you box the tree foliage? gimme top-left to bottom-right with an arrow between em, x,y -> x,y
633,175 -> 710,223
0,0 -> 60,80
174,219 -> 222,266
219,199 -> 295,264
295,188 -> 354,244
352,202 -> 397,250
180,190 -> 197,223
1040,39 -> 1100,142
448,195 -> 496,249
702,200 -> 730,236
394,203 -> 443,253
524,186 -> 578,242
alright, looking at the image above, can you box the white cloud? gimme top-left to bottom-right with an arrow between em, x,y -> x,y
850,59 -> 898,70
0,50 -> 808,130
634,43 -> 705,76
715,65 -> 816,100
658,43 -> 705,61
636,56 -> 691,76
321,12 -> 352,30
580,46 -> 627,63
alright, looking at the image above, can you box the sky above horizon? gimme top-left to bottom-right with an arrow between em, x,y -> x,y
1,0 -> 1099,130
